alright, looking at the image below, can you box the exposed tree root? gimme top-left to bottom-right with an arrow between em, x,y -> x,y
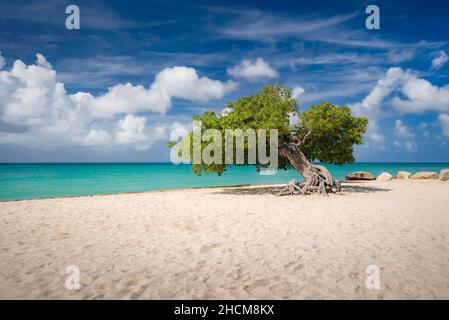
278,141 -> 341,197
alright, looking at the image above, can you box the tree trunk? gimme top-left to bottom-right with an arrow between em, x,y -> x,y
278,142 -> 341,195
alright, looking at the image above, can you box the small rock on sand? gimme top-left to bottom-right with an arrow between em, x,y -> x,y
397,171 -> 411,180
411,172 -> 439,180
376,172 -> 393,181
346,172 -> 376,181
439,169 -> 449,181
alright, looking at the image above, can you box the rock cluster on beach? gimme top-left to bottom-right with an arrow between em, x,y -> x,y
345,169 -> 449,181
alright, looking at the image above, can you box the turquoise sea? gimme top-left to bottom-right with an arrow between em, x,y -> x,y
0,163 -> 448,201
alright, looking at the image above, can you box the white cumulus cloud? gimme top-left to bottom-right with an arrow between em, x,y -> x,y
227,58 -> 278,80
0,53 -> 234,150
351,67 -> 449,146
116,114 -> 149,150
351,67 -> 409,120
352,67 -> 449,117
350,67 -> 410,148
78,66 -> 236,118
394,119 -> 415,139
393,119 -> 417,151
83,129 -> 111,147
292,86 -> 305,100
36,53 -> 52,69
431,51 -> 448,70
391,75 -> 449,114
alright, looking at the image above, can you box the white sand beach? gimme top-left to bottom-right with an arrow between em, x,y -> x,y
0,180 -> 448,299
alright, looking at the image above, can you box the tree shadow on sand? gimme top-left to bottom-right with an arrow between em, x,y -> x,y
340,184 -> 392,194
214,183 -> 392,196
214,186 -> 283,196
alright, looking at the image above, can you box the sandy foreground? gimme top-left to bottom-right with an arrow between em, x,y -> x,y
0,180 -> 448,299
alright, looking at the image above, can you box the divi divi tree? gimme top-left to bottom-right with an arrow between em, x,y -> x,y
169,85 -> 368,195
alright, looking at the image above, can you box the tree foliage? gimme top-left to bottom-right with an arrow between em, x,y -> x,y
297,102 -> 368,165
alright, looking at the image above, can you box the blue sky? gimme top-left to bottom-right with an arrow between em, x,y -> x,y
0,0 -> 448,162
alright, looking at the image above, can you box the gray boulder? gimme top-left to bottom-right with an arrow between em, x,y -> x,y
439,169 -> 449,181
376,172 -> 393,181
346,171 -> 376,181
397,171 -> 411,180
411,172 -> 438,180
